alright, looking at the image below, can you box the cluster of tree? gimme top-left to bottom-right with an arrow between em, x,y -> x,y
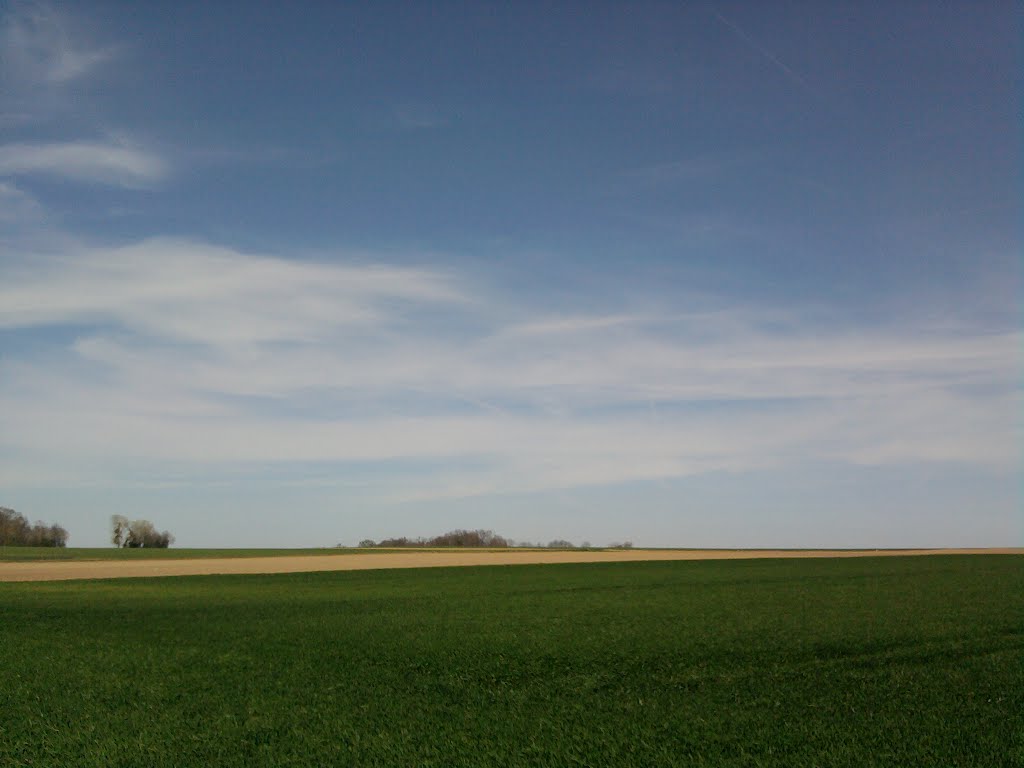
0,507 -> 69,547
110,515 -> 175,548
510,540 -> 629,549
506,539 -> 590,549
358,529 -> 510,548
352,532 -> 612,549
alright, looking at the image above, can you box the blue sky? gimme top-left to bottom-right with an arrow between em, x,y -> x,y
0,1 -> 1018,548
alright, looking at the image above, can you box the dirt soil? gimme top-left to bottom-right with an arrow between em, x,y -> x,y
1,548 -> 1020,582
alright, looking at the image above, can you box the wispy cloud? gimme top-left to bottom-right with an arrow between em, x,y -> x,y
0,181 -> 43,221
0,237 -> 463,344
500,314 -> 642,338
0,236 -> 1016,497
0,140 -> 166,186
1,1 -> 116,86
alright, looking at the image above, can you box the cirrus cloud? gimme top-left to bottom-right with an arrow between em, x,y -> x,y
0,140 -> 166,186
0,235 -> 1017,501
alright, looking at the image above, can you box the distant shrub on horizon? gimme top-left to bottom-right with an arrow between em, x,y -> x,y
110,515 -> 175,549
356,532 -> 596,549
0,507 -> 69,548
359,529 -> 510,548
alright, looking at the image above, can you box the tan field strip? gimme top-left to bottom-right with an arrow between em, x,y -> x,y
0,548 -> 1020,582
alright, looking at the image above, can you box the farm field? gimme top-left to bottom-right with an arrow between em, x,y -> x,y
0,546 -> 350,562
3,547 -> 1018,583
1,556 -> 1021,766
2,546 -> 1014,564
0,546 -> 522,563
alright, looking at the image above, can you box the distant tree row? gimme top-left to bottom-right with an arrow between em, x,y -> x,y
110,515 -> 175,548
0,507 -> 69,547
353,531 -> 619,549
509,540 -> 625,549
359,529 -> 510,548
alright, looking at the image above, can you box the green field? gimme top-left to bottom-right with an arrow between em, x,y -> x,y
0,546 -> 524,562
1,556 -> 1020,767
0,546 -> 344,562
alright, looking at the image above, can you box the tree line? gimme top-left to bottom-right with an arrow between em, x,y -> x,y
111,515 -> 175,548
354,530 -> 626,549
359,529 -> 511,548
0,507 -> 69,547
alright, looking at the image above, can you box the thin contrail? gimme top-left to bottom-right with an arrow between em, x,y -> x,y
714,11 -> 816,97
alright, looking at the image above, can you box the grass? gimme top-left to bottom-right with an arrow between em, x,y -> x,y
0,546 -> 343,562
0,545 -> 955,562
0,546 -> 529,562
0,555 -> 1020,767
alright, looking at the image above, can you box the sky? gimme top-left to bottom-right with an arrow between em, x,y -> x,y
0,0 -> 1018,548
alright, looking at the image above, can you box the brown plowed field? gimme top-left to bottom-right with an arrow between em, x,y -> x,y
1,548 -> 1019,582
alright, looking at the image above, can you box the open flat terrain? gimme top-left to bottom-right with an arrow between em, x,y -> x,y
0,546 -> 1019,581
0,555 -> 1021,767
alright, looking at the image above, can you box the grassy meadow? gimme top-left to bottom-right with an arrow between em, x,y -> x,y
0,555 -> 1020,767
0,546 -> 526,562
0,546 -> 346,562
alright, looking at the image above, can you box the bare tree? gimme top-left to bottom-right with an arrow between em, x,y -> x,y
374,529 -> 511,548
111,515 -> 128,548
0,507 -> 28,546
123,519 -> 155,548
111,516 -> 174,548
0,507 -> 68,547
47,524 -> 69,547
